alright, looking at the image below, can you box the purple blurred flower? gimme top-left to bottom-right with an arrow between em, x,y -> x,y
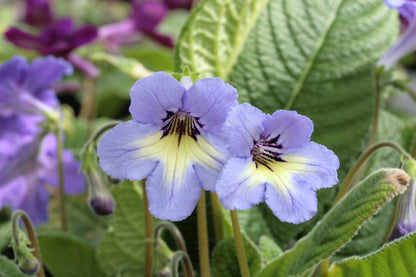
216,103 -> 339,224
378,0 -> 416,69
99,1 -> 173,51
163,0 -> 193,10
5,18 -> 97,57
21,0 -> 54,27
97,72 -> 238,221
0,56 -> 85,225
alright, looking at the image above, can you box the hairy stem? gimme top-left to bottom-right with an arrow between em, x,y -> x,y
56,129 -> 67,231
12,210 -> 46,277
197,191 -> 211,277
210,193 -> 223,242
230,210 -> 250,277
142,181 -> 153,277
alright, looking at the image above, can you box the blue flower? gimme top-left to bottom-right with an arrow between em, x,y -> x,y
97,72 -> 238,221
216,103 -> 339,224
378,0 -> 416,69
0,56 -> 85,225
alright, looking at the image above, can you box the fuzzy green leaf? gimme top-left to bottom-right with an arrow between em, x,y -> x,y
174,0 -> 270,78
0,256 -> 28,277
259,236 -> 283,263
256,168 -> 410,277
38,232 -> 104,277
329,232 -> 416,277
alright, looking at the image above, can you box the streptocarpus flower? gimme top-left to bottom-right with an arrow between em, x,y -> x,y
216,103 -> 339,224
98,72 -> 238,221
21,0 -> 54,27
378,0 -> 416,69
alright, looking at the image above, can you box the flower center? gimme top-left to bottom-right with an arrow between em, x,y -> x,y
251,135 -> 285,171
161,111 -> 202,145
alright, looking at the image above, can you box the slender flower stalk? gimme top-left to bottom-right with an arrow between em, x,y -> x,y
210,193 -> 223,242
335,141 -> 413,202
171,251 -> 194,277
230,210 -> 250,277
142,180 -> 154,277
11,210 -> 46,277
55,128 -> 67,231
197,191 -> 211,277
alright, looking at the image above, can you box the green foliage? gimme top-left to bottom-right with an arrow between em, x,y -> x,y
174,0 -> 270,78
38,232 -> 104,277
329,232 -> 416,277
97,181 -> 159,277
0,256 -> 27,277
211,234 -> 263,277
0,221 -> 11,252
256,168 -> 409,277
259,236 -> 283,263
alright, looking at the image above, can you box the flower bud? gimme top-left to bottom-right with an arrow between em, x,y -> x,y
19,256 -> 40,275
86,170 -> 115,215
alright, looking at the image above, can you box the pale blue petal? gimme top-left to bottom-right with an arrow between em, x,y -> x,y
146,162 -> 202,221
183,78 -> 238,133
97,121 -> 160,180
217,157 -> 266,210
223,103 -> 265,157
377,21 -> 416,70
0,56 -> 28,85
265,181 -> 317,224
263,110 -> 313,149
282,142 -> 339,190
383,0 -> 406,8
129,72 -> 185,124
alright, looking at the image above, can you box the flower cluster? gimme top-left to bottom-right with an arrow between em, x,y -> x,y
98,72 -> 340,223
0,56 -> 85,225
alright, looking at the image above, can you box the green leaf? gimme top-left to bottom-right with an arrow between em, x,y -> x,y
256,168 -> 409,277
38,232 -> 104,277
0,221 -> 11,251
329,232 -> 416,277
0,256 -> 27,277
228,0 -> 398,175
211,234 -> 264,277
259,236 -> 283,263
174,0 -> 270,78
97,181 -> 157,277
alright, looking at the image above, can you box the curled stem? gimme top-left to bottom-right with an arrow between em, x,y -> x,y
12,210 -> 46,277
171,251 -> 194,277
210,193 -> 223,242
197,190 -> 211,277
335,141 -> 412,202
81,121 -> 120,152
56,128 -> 67,231
230,210 -> 250,277
154,221 -> 193,277
142,181 -> 153,277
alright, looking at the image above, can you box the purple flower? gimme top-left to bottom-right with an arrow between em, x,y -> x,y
21,0 -> 54,27
99,1 -> 173,51
378,0 -> 416,69
97,72 -> 238,221
0,134 -> 85,225
4,18 -> 97,57
216,103 -> 339,224
0,56 -> 85,225
163,0 -> 193,10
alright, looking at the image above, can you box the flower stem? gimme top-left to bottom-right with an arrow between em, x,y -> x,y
56,129 -> 67,231
210,193 -> 223,242
335,141 -> 412,202
142,181 -> 153,277
230,210 -> 250,277
171,251 -> 194,277
12,210 -> 46,277
197,190 -> 211,277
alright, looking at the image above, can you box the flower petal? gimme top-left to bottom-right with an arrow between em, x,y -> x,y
265,181 -> 317,224
216,157 -> 266,210
23,56 -> 73,94
0,56 -> 28,85
282,142 -> 339,190
146,162 -> 201,221
18,179 -> 50,226
97,121 -> 160,180
3,28 -> 44,51
129,72 -> 185,124
183,77 -> 238,133
223,103 -> 265,157
262,110 -> 313,149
